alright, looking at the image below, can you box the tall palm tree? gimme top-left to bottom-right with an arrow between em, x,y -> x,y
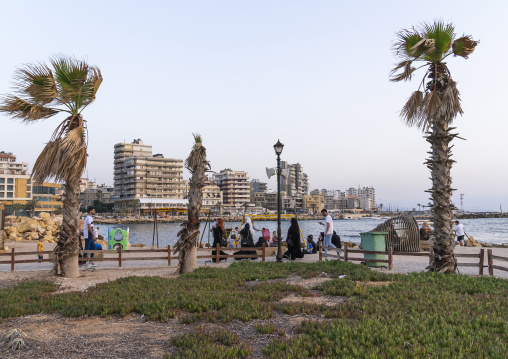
0,56 -> 102,277
391,21 -> 477,273
417,203 -> 422,212
12,203 -> 24,217
174,135 -> 208,274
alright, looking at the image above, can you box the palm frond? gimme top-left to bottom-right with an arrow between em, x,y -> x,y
81,67 -> 103,106
0,95 -> 59,122
401,91 -> 423,125
32,140 -> 61,183
420,90 -> 441,130
452,36 -> 478,58
50,55 -> 89,102
393,29 -> 424,59
421,20 -> 454,62
14,63 -> 58,105
390,60 -> 415,82
437,79 -> 463,120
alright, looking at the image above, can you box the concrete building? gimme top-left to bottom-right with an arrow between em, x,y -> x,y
0,151 -> 31,203
211,169 -> 250,207
113,139 -> 184,210
32,182 -> 63,213
279,162 -> 309,197
80,184 -> 114,209
303,195 -> 323,214
250,179 -> 267,193
183,180 -> 223,210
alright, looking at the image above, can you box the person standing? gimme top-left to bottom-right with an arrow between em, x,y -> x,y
37,236 -> 44,263
82,206 -> 97,267
453,220 -> 465,247
318,209 -> 337,254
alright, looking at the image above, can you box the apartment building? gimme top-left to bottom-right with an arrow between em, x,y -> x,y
32,182 -> 63,213
183,180 -> 223,210
113,139 -> 185,210
250,179 -> 267,193
211,169 -> 250,207
0,151 -> 31,203
279,162 -> 309,197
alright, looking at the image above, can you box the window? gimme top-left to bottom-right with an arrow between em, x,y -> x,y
7,178 -> 13,184
27,179 -> 31,184
0,192 -> 3,198
26,186 -> 31,191
7,185 -> 13,191
0,178 -> 4,183
0,185 -> 3,190
7,192 -> 13,198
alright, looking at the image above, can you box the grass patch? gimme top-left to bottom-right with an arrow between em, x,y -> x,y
163,329 -> 251,358
1,260 -> 508,357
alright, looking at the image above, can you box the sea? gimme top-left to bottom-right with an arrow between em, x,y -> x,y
96,217 -> 508,248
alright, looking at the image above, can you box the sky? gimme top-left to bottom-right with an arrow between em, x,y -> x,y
1,0 -> 507,212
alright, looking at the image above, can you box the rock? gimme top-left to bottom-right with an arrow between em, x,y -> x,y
131,243 -> 146,248
37,226 -> 46,236
28,231 -> 39,240
343,241 -> 359,248
18,220 -> 38,234
98,234 -> 104,241
4,226 -> 17,236
39,212 -> 51,219
9,232 -> 18,240
465,236 -> 482,248
481,242 -> 492,247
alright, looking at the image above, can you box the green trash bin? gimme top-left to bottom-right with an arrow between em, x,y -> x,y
360,232 -> 388,267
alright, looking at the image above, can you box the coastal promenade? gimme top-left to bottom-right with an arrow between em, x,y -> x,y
2,240 -> 507,284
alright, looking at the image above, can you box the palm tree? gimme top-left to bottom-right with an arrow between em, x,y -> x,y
174,135 -> 208,274
391,21 -> 477,273
417,203 -> 422,212
242,202 -> 249,215
24,198 -> 40,218
0,56 -> 102,278
12,203 -> 24,217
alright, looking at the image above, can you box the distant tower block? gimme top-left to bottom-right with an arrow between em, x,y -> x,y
460,193 -> 464,212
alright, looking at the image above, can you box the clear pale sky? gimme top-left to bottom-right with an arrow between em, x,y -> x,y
1,0 -> 506,211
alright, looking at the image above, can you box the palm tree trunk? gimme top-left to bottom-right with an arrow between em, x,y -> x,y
426,120 -> 457,273
174,137 -> 207,274
53,176 -> 80,277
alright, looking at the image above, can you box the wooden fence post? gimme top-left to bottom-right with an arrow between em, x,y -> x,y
262,243 -> 266,262
319,242 -> 322,262
11,247 -> 15,271
216,243 -> 220,264
118,245 -> 122,268
388,246 -> 393,270
168,245 -> 171,266
479,249 -> 484,276
488,249 -> 493,276
429,247 -> 434,265
344,244 -> 348,263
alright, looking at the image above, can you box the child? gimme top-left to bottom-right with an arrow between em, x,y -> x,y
37,236 -> 44,263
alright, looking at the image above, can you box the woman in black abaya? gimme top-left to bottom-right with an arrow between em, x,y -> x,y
283,218 -> 304,260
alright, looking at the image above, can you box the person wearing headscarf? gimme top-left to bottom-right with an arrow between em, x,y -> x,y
212,217 -> 227,262
283,218 -> 304,260
240,217 -> 255,247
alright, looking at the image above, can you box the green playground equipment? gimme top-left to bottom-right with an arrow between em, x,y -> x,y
108,227 -> 129,250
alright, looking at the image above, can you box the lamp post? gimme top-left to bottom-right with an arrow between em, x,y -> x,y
274,139 -> 284,262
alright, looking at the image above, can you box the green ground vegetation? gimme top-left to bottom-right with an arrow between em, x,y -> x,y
1,261 -> 507,358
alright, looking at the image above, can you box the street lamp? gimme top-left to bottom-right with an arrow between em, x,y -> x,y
274,139 -> 284,262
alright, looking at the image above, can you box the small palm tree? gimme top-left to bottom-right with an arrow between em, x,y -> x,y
0,55 -> 102,277
391,20 -> 477,273
24,198 -> 40,218
12,203 -> 24,217
174,134 -> 208,274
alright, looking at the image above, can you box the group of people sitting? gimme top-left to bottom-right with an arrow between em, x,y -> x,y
209,216 -> 341,262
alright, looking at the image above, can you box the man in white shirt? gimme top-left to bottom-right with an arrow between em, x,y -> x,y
82,206 -> 97,268
318,209 -> 337,255
453,220 -> 465,247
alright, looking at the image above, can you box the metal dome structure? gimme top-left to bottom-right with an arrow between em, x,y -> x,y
371,214 -> 421,252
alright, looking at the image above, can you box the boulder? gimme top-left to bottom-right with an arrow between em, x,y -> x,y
36,226 -> 46,235
131,243 -> 146,248
8,232 -> 17,240
465,236 -> 482,248
39,212 -> 51,219
481,242 -> 492,247
4,226 -> 17,236
18,220 -> 38,234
